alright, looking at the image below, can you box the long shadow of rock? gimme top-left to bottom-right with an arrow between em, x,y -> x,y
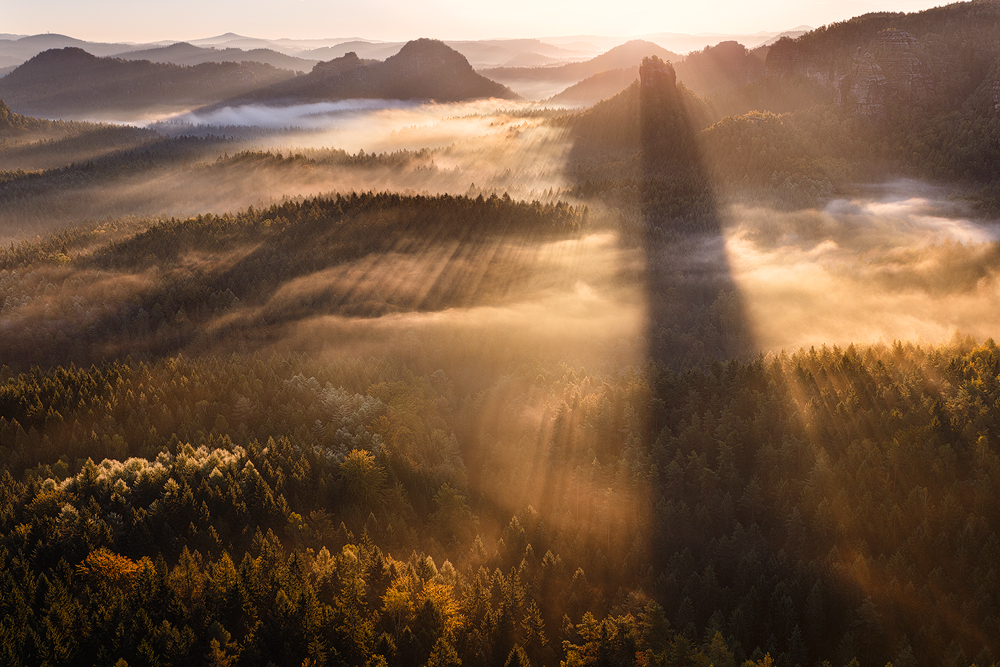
637,57 -> 755,368
559,57 -> 804,651
566,56 -> 754,370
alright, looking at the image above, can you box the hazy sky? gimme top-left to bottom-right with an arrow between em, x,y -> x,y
4,0 -> 947,43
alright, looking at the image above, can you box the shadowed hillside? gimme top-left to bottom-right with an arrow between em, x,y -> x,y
208,39 -> 519,108
0,48 -> 297,117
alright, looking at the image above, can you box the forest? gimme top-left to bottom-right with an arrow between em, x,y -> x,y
3,1 -> 1000,666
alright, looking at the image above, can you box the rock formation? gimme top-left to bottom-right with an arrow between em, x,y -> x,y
766,29 -> 932,118
992,75 -> 1000,117
837,30 -> 930,117
838,49 -> 887,117
870,30 -> 929,103
640,55 -> 676,89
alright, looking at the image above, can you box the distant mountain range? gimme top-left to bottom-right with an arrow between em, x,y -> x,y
0,40 -> 517,119
294,39 -> 593,69
0,29 -> 811,75
112,43 -> 319,73
482,40 -> 682,99
1,21 -> 887,118
634,27 -> 811,54
204,39 -> 518,109
0,48 -> 297,118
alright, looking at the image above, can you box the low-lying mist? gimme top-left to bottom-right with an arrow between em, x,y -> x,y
156,99 -> 563,153
1,102 -> 574,238
0,197 -> 644,385
725,180 -> 1000,351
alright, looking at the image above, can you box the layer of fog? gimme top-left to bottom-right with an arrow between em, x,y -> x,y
158,100 -> 419,132
1,101 -> 575,238
725,180 -> 1000,351
155,99 -> 561,153
222,230 -> 645,372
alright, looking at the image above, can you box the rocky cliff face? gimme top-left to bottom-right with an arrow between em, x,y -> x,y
766,29 -> 932,118
838,30 -> 931,117
870,30 -> 930,103
992,75 -> 1000,117
640,55 -> 676,89
764,38 -> 841,87
838,51 -> 887,117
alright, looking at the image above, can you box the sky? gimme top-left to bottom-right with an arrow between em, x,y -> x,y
3,0 -> 948,44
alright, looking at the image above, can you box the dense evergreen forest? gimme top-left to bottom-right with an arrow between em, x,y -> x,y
2,318 -> 1000,666
0,189 -> 998,666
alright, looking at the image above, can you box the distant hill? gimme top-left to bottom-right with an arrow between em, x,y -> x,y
300,41 -> 406,63
187,33 -> 283,51
209,39 -> 518,108
445,39 -> 591,68
635,27 -> 812,54
0,48 -> 298,117
673,40 -> 764,95
298,38 -> 592,69
503,52 -> 562,68
112,42 -> 319,73
480,40 -> 681,99
759,28 -> 810,47
548,67 -> 637,107
0,33 -> 141,61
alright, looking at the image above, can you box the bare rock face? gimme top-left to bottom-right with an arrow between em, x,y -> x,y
640,55 -> 676,89
839,49 -> 887,117
838,30 -> 929,117
871,30 -> 929,102
992,76 -> 1000,117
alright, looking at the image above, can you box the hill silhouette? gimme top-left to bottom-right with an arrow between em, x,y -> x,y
0,48 -> 297,117
480,40 -> 680,98
208,38 -> 518,107
548,67 -> 638,106
112,42 -> 319,73
0,33 -> 139,60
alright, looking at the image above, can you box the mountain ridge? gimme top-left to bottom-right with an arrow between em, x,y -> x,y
112,42 -> 320,73
203,38 -> 518,109
0,47 -> 298,117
